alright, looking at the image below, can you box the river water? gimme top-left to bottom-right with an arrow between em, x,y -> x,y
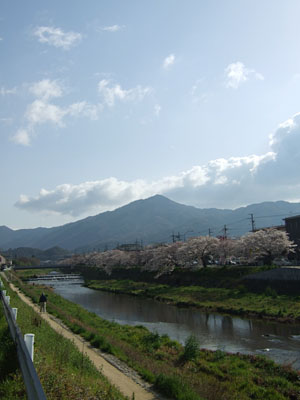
32,277 -> 300,369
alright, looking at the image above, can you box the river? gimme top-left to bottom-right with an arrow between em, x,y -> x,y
31,277 -> 300,369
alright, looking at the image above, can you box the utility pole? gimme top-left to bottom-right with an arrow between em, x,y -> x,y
223,225 -> 228,239
208,228 -> 212,237
171,232 -> 181,242
249,213 -> 256,232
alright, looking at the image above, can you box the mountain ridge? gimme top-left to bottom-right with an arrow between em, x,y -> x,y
1,195 -> 300,251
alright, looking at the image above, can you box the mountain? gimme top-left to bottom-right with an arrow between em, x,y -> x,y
1,195 -> 300,252
2,246 -> 71,261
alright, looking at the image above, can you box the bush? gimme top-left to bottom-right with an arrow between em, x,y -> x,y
182,335 -> 199,362
142,332 -> 161,351
155,373 -> 202,400
90,335 -> 113,354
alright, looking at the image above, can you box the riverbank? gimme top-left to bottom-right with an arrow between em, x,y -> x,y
85,279 -> 300,324
1,275 -> 128,400
11,271 -> 300,400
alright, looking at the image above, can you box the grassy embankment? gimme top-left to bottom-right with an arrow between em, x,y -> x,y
11,270 -> 300,400
1,278 -> 126,400
0,301 -> 26,399
85,279 -> 300,322
81,266 -> 300,323
15,268 -> 61,279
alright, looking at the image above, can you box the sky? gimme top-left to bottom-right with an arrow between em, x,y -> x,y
2,1 -> 300,229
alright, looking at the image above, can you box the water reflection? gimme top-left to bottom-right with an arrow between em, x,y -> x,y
32,279 -> 300,369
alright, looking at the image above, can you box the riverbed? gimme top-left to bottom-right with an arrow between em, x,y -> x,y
31,277 -> 300,369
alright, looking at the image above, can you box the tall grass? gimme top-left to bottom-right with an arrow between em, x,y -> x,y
0,305 -> 26,399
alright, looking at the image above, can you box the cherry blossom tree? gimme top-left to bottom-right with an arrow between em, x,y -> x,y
239,228 -> 295,265
215,238 -> 237,265
183,236 -> 219,268
61,227 -> 296,273
143,242 -> 185,276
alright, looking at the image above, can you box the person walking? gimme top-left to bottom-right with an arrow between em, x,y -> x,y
39,292 -> 47,312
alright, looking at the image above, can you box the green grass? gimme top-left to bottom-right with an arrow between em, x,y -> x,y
0,303 -> 26,399
15,268 -> 61,279
1,278 -> 126,400
85,279 -> 300,322
10,271 -> 300,400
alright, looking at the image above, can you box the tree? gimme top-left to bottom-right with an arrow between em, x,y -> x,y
143,242 -> 185,276
215,238 -> 237,265
240,228 -> 295,265
13,256 -> 40,266
183,236 -> 219,268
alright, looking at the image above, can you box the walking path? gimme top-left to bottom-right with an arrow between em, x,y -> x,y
6,280 -> 161,400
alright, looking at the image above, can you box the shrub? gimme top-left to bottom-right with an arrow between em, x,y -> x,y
91,335 -> 113,354
182,335 -> 199,362
155,373 -> 202,400
142,332 -> 161,351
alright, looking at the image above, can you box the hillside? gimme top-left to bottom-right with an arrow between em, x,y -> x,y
1,195 -> 300,251
2,246 -> 70,261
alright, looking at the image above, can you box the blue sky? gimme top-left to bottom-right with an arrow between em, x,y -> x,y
2,0 -> 300,229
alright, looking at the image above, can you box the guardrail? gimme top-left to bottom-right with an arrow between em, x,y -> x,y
0,283 -> 47,400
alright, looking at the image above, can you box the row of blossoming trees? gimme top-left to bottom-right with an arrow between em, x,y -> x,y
63,228 -> 295,276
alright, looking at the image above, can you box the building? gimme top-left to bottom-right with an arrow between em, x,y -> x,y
116,243 -> 143,251
284,215 -> 300,251
253,225 -> 286,232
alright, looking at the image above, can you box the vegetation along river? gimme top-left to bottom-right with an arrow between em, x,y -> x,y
35,277 -> 300,370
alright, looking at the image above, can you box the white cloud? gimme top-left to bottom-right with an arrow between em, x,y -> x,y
34,26 -> 82,50
13,77 -> 153,146
12,79 -> 102,145
29,79 -> 63,100
101,25 -> 124,32
25,100 -> 66,126
13,154 -> 270,216
12,129 -> 31,146
0,87 -> 17,95
225,62 -> 264,89
98,79 -> 152,107
67,101 -> 102,120
16,112 -> 300,215
163,54 -> 175,70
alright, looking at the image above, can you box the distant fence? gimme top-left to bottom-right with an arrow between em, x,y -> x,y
0,282 -> 47,399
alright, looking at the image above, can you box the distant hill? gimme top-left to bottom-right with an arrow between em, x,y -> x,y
2,246 -> 71,261
1,195 -> 300,252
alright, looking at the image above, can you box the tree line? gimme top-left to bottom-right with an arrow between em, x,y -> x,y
63,228 -> 295,276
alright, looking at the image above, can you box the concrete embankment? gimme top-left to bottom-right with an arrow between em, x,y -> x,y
244,267 -> 300,294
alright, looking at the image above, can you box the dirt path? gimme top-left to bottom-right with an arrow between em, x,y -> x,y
7,281 -> 160,400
